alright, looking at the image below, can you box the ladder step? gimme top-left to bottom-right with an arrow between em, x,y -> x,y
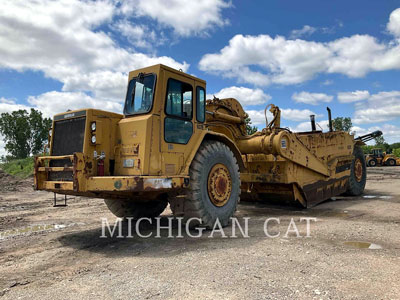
53,193 -> 68,207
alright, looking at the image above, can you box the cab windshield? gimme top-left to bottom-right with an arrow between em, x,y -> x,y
124,74 -> 155,115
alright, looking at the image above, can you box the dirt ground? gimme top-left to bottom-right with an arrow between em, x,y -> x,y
0,167 -> 400,299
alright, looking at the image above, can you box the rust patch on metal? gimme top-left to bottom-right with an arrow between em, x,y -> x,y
354,158 -> 363,182
207,163 -> 232,207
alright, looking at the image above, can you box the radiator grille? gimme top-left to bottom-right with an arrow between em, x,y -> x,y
52,117 -> 86,156
49,116 -> 86,181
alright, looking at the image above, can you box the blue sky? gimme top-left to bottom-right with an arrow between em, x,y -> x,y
1,0 -> 400,156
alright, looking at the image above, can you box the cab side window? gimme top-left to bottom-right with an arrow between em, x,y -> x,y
165,79 -> 192,119
196,86 -> 205,122
164,78 -> 193,144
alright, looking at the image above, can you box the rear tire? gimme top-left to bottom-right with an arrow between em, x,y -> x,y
346,146 -> 367,196
176,141 -> 240,229
104,195 -> 168,219
387,159 -> 396,166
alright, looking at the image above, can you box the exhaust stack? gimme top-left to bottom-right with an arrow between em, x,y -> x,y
310,115 -> 316,132
327,107 -> 333,132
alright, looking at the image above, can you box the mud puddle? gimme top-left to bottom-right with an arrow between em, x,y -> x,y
363,195 -> 393,199
344,241 -> 383,249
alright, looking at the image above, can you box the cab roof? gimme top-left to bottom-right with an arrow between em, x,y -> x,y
128,64 -> 206,85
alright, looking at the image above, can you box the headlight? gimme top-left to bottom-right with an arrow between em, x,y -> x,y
91,122 -> 96,131
91,135 -> 96,144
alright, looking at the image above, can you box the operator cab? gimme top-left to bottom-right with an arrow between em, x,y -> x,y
118,64 -> 207,176
372,148 -> 384,158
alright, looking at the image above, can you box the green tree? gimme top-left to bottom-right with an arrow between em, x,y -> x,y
0,109 -> 51,158
361,145 -> 374,154
390,142 -> 400,149
244,114 -> 258,135
29,109 -> 52,154
374,135 -> 385,146
374,135 -> 391,152
332,117 -> 352,133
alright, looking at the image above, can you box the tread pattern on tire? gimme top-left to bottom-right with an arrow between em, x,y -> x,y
180,140 -> 241,229
104,197 -> 168,219
346,146 -> 367,196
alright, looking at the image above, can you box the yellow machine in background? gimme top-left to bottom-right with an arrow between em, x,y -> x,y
366,148 -> 400,167
34,64 -> 380,228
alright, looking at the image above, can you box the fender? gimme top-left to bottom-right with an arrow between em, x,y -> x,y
183,131 -> 246,174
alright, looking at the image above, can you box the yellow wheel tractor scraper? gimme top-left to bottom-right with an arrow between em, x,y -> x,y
34,64 -> 383,228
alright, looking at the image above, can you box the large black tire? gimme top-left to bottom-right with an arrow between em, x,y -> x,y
104,195 -> 168,219
179,141 -> 240,229
386,159 -> 396,166
368,159 -> 377,167
346,146 -> 367,196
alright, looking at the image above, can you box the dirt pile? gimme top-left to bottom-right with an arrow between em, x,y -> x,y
0,169 -> 32,192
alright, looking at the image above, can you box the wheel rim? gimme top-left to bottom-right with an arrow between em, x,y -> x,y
354,158 -> 363,182
389,160 -> 395,166
207,163 -> 232,207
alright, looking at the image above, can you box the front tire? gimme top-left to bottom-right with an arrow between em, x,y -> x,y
179,141 -> 240,229
104,195 -> 168,219
346,146 -> 367,196
368,159 -> 377,167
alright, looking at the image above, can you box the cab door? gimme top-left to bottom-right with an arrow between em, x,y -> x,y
161,71 -> 196,175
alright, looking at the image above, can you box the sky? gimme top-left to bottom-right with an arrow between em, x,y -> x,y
1,0 -> 400,156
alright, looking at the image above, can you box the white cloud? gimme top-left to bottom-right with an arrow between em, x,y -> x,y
245,110 -> 266,126
2,92 -> 122,119
27,91 -> 122,118
337,90 -> 370,103
246,108 -> 320,127
0,97 -> 31,114
353,91 -> 400,124
387,8 -> 400,38
60,71 -> 128,102
0,0 -> 189,102
326,35 -> 395,77
199,9 -> 400,86
281,108 -> 321,122
207,86 -> 271,107
355,124 -> 400,144
350,126 -> 369,137
120,0 -> 232,37
290,25 -> 316,39
113,21 -> 161,49
292,91 -> 333,105
0,137 -> 6,157
293,120 -> 329,132
199,34 -> 331,85
378,124 -> 400,141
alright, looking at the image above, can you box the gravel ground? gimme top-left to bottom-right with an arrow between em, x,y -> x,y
0,167 -> 399,299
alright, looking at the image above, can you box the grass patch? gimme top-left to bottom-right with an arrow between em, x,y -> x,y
0,157 -> 34,178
